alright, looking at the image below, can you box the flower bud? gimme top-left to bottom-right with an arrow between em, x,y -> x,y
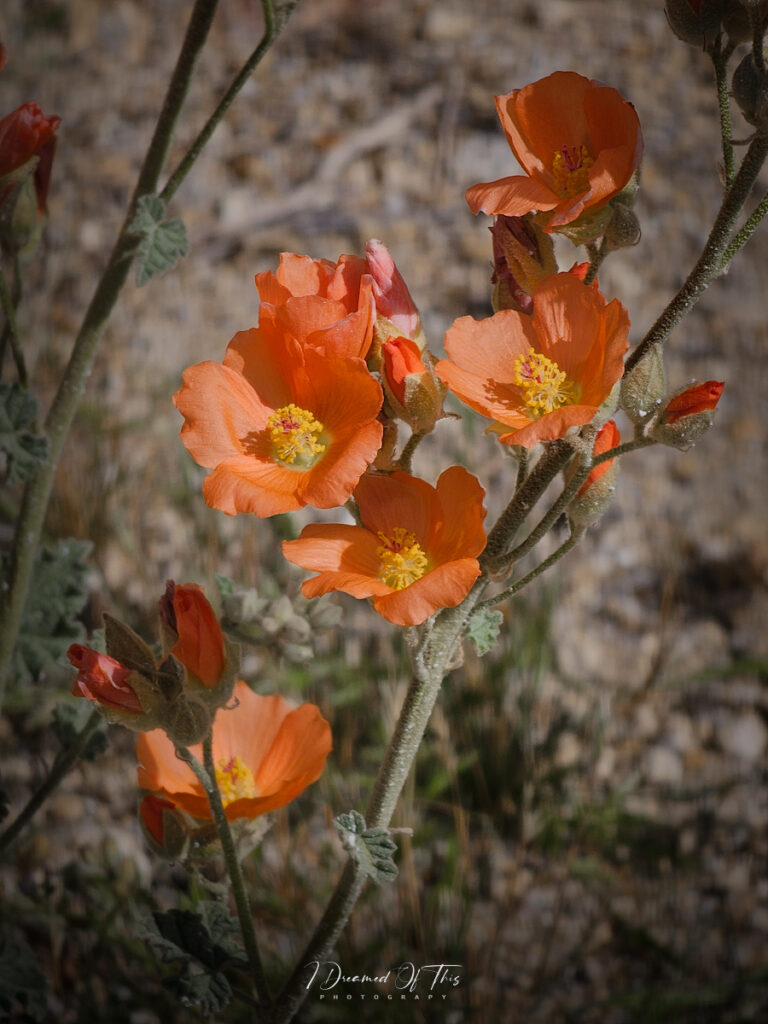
652,380 -> 724,449
490,214 -> 557,314
139,794 -> 188,860
620,345 -> 667,424
555,203 -> 614,247
665,0 -> 725,47
604,204 -> 641,250
381,337 -> 446,433
68,644 -> 145,715
0,102 -> 60,256
163,696 -> 213,747
567,421 -> 620,528
732,52 -> 768,128
364,239 -> 426,354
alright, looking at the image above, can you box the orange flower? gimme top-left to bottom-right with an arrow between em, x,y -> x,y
255,251 -> 375,359
466,72 -> 642,233
68,645 -> 144,714
435,272 -> 629,449
159,581 -> 226,688
137,681 -> 332,821
174,322 -> 383,517
579,419 -> 620,497
282,467 -> 486,626
661,380 -> 724,425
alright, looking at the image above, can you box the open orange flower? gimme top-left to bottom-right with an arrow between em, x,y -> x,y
255,251 -> 375,359
282,467 -> 486,626
435,272 -> 629,449
137,681 -> 332,821
466,71 -> 643,232
174,321 -> 383,517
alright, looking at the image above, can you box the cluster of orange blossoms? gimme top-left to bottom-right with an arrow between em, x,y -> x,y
69,583 -> 332,839
68,70 -> 726,849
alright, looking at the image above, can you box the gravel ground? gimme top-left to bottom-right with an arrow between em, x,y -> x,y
2,1 -> 768,1021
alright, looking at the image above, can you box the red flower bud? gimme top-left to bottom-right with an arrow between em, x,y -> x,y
382,336 -> 426,407
68,644 -> 144,714
0,102 -> 60,212
169,582 -> 226,689
490,214 -> 558,314
661,380 -> 724,424
579,420 -> 620,497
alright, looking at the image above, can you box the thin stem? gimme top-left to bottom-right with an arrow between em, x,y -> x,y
591,435 -> 655,468
584,236 -> 608,285
267,583 -> 487,1024
182,738 -> 271,1008
476,529 -> 583,612
0,260 -> 26,386
160,0 -> 300,203
396,431 -> 426,473
626,131 -> 768,374
719,189 -> 768,267
482,439 -> 573,564
711,42 -> 735,188
0,708 -> 101,853
0,0 -> 299,706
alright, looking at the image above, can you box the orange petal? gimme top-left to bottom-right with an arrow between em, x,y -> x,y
428,466 -> 487,563
171,583 -> 225,688
373,559 -> 481,626
355,470 -> 438,542
174,361 -> 272,470
442,310 -> 536,379
465,175 -> 559,217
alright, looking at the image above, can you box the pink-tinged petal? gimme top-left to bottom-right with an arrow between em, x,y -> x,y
466,175 -> 559,217
364,239 -> 421,338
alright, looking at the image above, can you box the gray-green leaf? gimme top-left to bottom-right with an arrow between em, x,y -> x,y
0,381 -> 48,485
130,194 -> 189,287
335,810 -> 398,884
467,607 -> 503,657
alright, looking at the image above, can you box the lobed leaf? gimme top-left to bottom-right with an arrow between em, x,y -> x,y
129,194 -> 189,287
0,381 -> 48,485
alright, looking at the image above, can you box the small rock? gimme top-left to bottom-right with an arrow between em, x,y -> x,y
716,711 -> 768,762
645,745 -> 684,784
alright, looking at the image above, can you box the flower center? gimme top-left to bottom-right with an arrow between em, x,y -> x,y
376,526 -> 428,590
215,756 -> 258,807
552,144 -> 594,199
267,403 -> 327,468
513,347 -> 578,417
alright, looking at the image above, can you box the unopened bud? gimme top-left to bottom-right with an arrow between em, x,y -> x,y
652,380 -> 724,449
605,204 -> 641,250
665,0 -> 725,47
490,214 -> 557,314
139,795 -> 188,860
732,52 -> 768,128
164,696 -> 213,747
567,420 -> 620,528
556,204 -> 614,246
381,337 -> 446,433
620,346 -> 667,424
365,239 -> 426,355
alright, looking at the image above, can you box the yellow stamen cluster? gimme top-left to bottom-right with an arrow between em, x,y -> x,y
267,403 -> 326,467
513,347 -> 577,417
215,755 -> 258,807
376,527 -> 428,591
552,144 -> 594,198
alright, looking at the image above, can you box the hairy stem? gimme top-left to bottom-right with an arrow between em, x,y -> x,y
182,739 -> 271,1008
267,583 -> 486,1023
0,260 -> 26,386
0,708 -> 101,853
711,42 -> 735,189
719,189 -> 768,267
476,528 -> 583,612
626,131 -> 768,374
396,430 -> 426,473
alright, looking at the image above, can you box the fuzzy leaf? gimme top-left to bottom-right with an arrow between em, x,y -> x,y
335,811 -> 398,884
0,381 -> 48,485
467,607 -> 503,657
172,967 -> 232,1015
130,194 -> 189,287
51,702 -> 109,762
197,901 -> 247,967
2,538 -> 91,684
0,935 -> 48,1021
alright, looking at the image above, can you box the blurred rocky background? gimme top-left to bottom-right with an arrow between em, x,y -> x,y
1,0 -> 768,1021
